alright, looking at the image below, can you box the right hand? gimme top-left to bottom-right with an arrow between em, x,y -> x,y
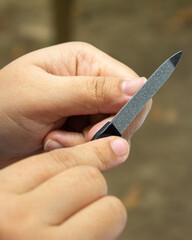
0,136 -> 129,240
0,42 -> 152,164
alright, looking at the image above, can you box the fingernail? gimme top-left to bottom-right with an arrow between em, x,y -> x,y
122,77 -> 147,96
111,138 -> 129,162
44,139 -> 63,151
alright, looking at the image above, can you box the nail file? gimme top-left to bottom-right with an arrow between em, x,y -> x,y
91,51 -> 182,140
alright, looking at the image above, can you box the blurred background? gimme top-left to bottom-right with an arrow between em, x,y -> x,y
0,0 -> 191,239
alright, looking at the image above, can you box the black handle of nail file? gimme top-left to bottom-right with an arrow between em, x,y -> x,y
91,122 -> 121,140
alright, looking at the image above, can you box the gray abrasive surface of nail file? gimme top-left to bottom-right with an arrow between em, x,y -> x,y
111,51 -> 182,134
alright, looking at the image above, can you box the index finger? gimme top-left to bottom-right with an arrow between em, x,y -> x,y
26,42 -> 138,79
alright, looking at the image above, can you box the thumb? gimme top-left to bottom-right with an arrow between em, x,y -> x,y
0,137 -> 130,194
39,74 -> 146,119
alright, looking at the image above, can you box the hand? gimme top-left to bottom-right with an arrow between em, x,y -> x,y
0,137 -> 129,240
0,42 -> 152,164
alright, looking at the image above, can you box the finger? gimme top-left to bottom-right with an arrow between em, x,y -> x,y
43,116 -> 113,151
44,98 -> 152,150
28,42 -> 138,78
32,166 -> 107,225
34,75 -> 146,122
122,99 -> 152,140
52,196 -> 127,240
44,130 -> 85,151
87,99 -> 153,141
86,101 -> 152,141
0,137 -> 129,194
86,116 -> 114,141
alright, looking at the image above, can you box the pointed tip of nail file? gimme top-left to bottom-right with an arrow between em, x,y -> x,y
170,50 -> 183,67
177,50 -> 183,58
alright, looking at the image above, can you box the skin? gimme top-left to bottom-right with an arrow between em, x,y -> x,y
0,42 -> 152,167
0,42 -> 152,239
0,136 -> 129,240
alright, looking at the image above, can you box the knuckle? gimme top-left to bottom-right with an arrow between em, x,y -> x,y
104,196 -> 127,222
88,77 -> 108,108
75,166 -> 107,194
92,143 -> 109,171
48,149 -> 78,170
74,41 -> 93,48
82,165 -> 104,182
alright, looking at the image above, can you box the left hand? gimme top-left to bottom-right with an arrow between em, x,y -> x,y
0,136 -> 129,240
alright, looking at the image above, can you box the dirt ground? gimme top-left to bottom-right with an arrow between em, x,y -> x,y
0,0 -> 192,239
